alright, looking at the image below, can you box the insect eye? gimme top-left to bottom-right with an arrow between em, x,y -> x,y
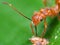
40,19 -> 43,21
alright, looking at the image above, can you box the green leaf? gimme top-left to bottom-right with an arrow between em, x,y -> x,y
0,0 -> 60,45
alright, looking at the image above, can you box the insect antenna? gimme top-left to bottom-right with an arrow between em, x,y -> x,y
2,2 -> 32,21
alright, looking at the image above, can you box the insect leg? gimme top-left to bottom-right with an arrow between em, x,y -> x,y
30,22 -> 35,36
35,25 -> 38,36
57,12 -> 60,20
30,22 -> 38,36
41,18 -> 47,38
43,0 -> 47,6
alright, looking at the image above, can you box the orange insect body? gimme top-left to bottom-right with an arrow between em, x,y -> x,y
31,0 -> 60,37
32,3 -> 59,26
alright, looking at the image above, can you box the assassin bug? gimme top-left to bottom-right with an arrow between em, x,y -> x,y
2,1 -> 48,37
2,0 -> 60,45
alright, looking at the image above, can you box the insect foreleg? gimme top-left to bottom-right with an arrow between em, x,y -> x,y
35,25 -> 38,36
41,18 -> 47,38
30,22 -> 35,36
30,22 -> 38,36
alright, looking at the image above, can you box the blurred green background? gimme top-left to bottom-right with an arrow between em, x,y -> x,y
0,0 -> 60,45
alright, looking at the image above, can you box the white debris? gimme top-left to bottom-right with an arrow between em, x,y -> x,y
30,36 -> 49,45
